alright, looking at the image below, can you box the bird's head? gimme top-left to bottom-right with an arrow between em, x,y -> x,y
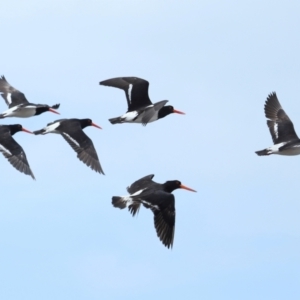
9,124 -> 32,135
164,180 -> 196,193
158,105 -> 185,119
81,118 -> 102,129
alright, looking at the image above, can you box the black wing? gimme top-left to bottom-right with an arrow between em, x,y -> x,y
0,134 -> 35,179
61,125 -> 104,174
100,77 -> 152,111
151,192 -> 175,249
127,174 -> 155,193
264,92 -> 299,144
0,76 -> 29,108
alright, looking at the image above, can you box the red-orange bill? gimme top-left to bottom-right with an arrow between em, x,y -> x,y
22,128 -> 33,134
92,122 -> 102,129
49,108 -> 60,115
173,109 -> 185,115
180,184 -> 197,192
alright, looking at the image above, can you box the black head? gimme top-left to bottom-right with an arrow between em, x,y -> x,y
9,124 -> 32,136
79,119 -> 102,130
158,106 -> 185,119
163,180 -> 196,193
35,105 -> 60,116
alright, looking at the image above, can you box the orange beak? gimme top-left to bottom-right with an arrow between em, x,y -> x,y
49,108 -> 60,115
180,184 -> 197,192
92,122 -> 102,129
22,128 -> 33,134
173,109 -> 185,115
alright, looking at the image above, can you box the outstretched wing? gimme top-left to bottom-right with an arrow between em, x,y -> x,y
264,92 -> 299,144
100,77 -> 152,111
61,127 -> 104,174
127,174 -> 155,193
141,100 -> 168,125
0,76 -> 29,107
0,135 -> 35,179
151,192 -> 175,249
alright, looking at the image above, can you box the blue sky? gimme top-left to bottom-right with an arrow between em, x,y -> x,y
1,0 -> 300,299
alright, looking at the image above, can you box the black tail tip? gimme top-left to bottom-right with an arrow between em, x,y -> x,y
255,149 -> 269,156
112,196 -> 126,209
109,117 -> 122,124
33,129 -> 44,135
51,104 -> 60,109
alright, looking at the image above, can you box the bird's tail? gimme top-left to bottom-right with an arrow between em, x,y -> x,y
112,196 -> 127,209
112,196 -> 140,216
255,149 -> 270,156
33,128 -> 46,135
0,114 -> 4,119
109,117 -> 123,124
51,104 -> 60,109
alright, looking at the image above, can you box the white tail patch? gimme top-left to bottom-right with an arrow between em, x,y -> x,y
121,111 -> 139,122
42,122 -> 61,134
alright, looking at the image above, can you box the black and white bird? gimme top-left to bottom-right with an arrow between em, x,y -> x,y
33,118 -> 104,174
0,75 -> 60,118
99,77 -> 185,125
256,92 -> 300,156
112,174 -> 196,248
0,124 -> 35,179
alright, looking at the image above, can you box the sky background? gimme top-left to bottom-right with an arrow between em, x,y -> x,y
1,0 -> 300,299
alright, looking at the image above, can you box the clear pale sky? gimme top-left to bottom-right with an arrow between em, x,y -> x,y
1,1 -> 300,299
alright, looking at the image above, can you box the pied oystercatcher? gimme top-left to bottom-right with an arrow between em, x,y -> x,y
256,92 -> 300,156
112,174 -> 196,248
0,124 -> 35,179
33,118 -> 104,174
0,75 -> 60,118
99,77 -> 185,125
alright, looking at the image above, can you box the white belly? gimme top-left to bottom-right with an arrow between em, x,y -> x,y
1,106 -> 36,118
268,142 -> 300,156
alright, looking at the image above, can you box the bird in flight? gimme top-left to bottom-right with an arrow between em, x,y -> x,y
100,77 -> 184,126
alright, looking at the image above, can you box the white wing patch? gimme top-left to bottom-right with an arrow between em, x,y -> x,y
0,144 -> 12,155
141,200 -> 159,210
128,84 -> 133,103
274,123 -> 279,139
62,132 -> 80,147
6,93 -> 12,104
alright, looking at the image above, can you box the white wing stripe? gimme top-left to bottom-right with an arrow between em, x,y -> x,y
7,93 -> 12,104
62,132 -> 80,147
128,84 -> 133,103
0,144 -> 12,155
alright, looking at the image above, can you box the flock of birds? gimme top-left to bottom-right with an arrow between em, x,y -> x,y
0,75 -> 296,248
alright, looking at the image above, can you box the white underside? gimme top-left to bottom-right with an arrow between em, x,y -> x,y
267,142 -> 300,156
0,105 -> 37,118
121,105 -> 158,123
